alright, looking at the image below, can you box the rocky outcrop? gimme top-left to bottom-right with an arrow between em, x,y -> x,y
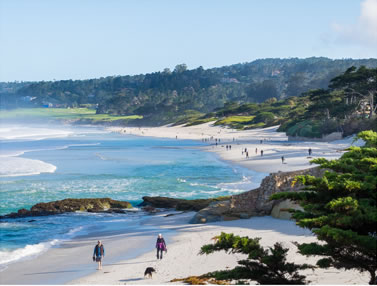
191,167 -> 323,223
140,196 -> 230,212
270,199 -> 304,220
1,198 -> 132,219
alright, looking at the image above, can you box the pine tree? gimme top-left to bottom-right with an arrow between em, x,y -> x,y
199,232 -> 312,284
271,130 -> 377,284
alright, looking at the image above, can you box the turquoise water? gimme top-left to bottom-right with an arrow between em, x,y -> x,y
0,124 -> 263,268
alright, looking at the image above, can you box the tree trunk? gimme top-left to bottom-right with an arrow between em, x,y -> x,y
368,269 -> 376,285
369,91 -> 375,119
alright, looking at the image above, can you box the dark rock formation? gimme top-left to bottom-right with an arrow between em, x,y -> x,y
140,196 -> 230,212
191,167 -> 324,223
1,198 -> 132,219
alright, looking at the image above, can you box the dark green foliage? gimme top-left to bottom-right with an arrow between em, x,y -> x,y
210,66 -> 377,137
199,232 -> 312,284
2,58 -> 376,125
270,130 -> 377,284
252,112 -> 275,124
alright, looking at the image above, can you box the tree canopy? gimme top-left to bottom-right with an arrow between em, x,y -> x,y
271,130 -> 377,284
1,57 -> 376,126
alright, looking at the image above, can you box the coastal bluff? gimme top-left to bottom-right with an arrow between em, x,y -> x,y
191,167 -> 323,223
0,198 -> 132,219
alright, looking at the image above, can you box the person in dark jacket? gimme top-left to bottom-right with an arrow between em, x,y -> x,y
156,233 -> 167,260
93,240 -> 105,270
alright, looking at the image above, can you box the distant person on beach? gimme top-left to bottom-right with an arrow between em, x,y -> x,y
281,156 -> 285,164
255,148 -> 258,154
246,151 -> 249,158
308,148 -> 312,156
229,145 -> 232,150
261,150 -> 264,156
93,240 -> 105,270
156,233 -> 167,260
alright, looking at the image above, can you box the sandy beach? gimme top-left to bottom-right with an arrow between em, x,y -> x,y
1,123 -> 366,285
109,122 -> 359,174
70,212 -> 369,285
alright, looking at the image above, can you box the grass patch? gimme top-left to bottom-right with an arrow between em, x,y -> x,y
214,115 -> 255,129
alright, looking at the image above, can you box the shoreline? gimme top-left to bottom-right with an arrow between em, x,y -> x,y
1,123 -> 365,285
108,122 -> 358,174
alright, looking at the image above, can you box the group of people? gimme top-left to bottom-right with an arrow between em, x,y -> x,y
92,234 -> 167,270
238,145 -> 314,163
242,147 -> 263,159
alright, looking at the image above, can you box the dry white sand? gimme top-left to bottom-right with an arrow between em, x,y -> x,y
70,212 -> 369,285
109,122 -> 360,174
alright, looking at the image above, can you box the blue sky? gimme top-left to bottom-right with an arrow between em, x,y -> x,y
1,0 -> 376,81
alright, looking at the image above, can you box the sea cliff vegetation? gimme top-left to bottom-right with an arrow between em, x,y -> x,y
1,58 -> 376,137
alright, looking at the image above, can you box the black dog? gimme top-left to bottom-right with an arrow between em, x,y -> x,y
144,267 -> 156,279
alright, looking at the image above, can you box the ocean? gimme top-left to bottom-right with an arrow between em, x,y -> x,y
0,123 -> 264,270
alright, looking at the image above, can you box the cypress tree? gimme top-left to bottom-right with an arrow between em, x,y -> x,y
271,130 -> 377,284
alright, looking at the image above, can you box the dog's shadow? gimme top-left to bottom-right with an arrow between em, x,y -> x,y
119,278 -> 144,282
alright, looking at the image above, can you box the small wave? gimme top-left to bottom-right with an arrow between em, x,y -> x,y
217,176 -> 258,192
0,157 -> 56,178
0,239 -> 60,270
189,182 -> 218,188
177,178 -> 187,183
0,225 -> 84,270
0,126 -> 73,141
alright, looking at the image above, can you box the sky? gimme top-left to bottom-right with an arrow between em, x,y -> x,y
0,0 -> 376,82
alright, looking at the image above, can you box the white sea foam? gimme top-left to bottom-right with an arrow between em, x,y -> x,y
0,240 -> 59,269
0,157 -> 57,177
0,124 -> 102,177
0,226 -> 84,271
217,175 -> 262,192
0,126 -> 73,141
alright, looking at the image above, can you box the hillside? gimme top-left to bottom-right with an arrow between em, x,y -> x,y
192,66 -> 377,138
1,57 -> 377,126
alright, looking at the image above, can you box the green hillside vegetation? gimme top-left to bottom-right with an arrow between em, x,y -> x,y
1,58 -> 376,126
193,66 -> 377,138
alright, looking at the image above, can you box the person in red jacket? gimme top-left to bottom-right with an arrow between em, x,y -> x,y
156,234 -> 167,260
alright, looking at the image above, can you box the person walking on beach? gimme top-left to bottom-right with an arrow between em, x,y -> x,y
281,156 -> 285,164
255,148 -> 258,154
93,240 -> 105,270
156,233 -> 167,260
308,148 -> 312,156
246,151 -> 249,158
261,150 -> 264,156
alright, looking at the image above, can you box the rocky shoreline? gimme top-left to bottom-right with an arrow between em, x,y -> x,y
1,167 -> 323,222
0,198 -> 132,219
